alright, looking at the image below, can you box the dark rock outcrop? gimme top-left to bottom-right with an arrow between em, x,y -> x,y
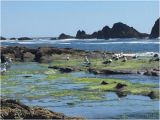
1,46 -> 81,63
18,37 -> 32,40
111,22 -> 147,38
75,22 -> 148,39
10,38 -> 16,40
58,33 -> 74,39
149,18 -> 160,38
0,98 -> 83,119
76,30 -> 92,39
0,36 -> 6,40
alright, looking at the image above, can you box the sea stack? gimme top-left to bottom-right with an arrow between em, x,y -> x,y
149,18 -> 160,38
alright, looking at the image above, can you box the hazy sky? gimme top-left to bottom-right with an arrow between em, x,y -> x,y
1,1 -> 159,37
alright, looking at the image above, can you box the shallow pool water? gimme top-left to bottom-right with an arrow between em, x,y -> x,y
1,62 -> 159,119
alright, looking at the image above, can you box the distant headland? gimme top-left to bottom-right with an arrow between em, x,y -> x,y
1,18 -> 159,40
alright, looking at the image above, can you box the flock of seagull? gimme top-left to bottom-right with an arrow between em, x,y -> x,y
65,52 -> 129,66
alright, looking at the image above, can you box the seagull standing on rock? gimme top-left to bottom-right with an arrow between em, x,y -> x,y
66,55 -> 70,61
0,65 -> 7,74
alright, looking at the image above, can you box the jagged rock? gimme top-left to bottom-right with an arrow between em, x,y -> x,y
76,30 -> 91,39
75,22 -> 148,39
111,22 -> 147,38
76,30 -> 86,39
149,18 -> 160,38
102,26 -> 111,39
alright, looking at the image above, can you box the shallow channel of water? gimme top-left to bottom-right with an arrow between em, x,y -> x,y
1,62 -> 159,119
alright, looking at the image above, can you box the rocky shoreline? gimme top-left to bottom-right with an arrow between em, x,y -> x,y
0,98 -> 83,119
1,46 -> 159,76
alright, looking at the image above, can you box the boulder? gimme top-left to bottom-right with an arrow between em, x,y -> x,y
149,18 -> 160,38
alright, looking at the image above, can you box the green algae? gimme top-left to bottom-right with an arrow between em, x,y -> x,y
0,75 -> 12,80
72,77 -> 158,97
48,58 -> 159,73
51,90 -> 104,101
46,73 -> 71,80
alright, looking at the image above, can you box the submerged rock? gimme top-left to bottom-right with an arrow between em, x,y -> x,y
0,98 -> 84,119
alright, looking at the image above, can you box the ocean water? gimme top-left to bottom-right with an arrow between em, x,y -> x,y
1,38 -> 159,53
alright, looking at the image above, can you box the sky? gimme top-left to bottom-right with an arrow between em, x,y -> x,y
1,1 -> 159,38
